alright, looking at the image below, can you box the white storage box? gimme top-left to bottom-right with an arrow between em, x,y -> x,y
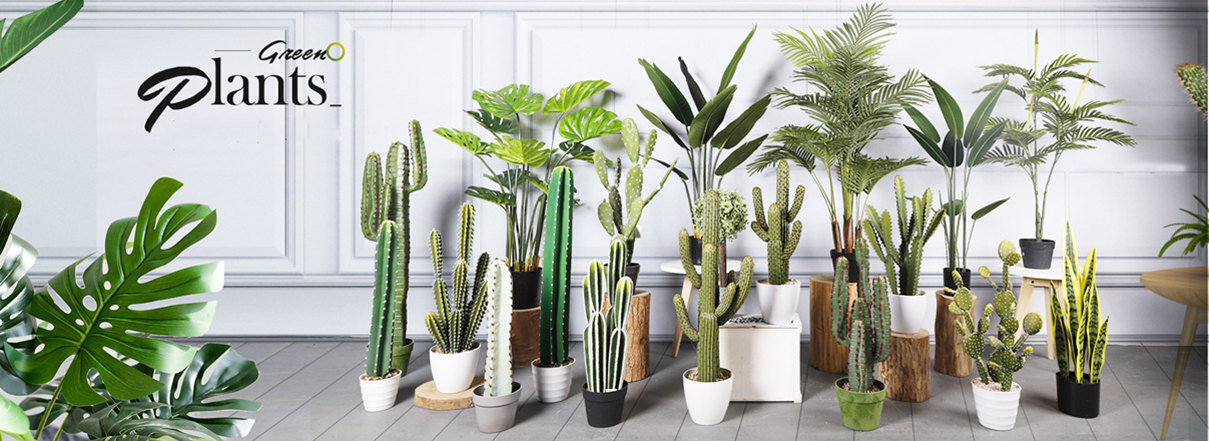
719,314 -> 802,403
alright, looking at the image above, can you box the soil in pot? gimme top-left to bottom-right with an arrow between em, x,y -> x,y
971,379 -> 1022,431
756,279 -> 801,325
582,382 -> 628,427
472,381 -> 523,433
830,250 -> 861,281
1056,373 -> 1100,418
943,267 -> 972,290
358,369 -> 402,412
511,268 -> 542,309
834,378 -> 886,431
682,368 -> 733,425
532,358 -> 576,403
1018,239 -> 1056,269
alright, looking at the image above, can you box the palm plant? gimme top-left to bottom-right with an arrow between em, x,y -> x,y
978,31 -> 1136,241
1158,195 -> 1208,257
753,3 -> 929,254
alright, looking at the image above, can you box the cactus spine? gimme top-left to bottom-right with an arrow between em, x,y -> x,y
594,118 -> 676,265
1177,62 -> 1207,116
751,160 -> 804,285
584,239 -> 634,392
863,176 -> 942,296
360,120 -> 428,370
1053,222 -> 1108,384
949,241 -> 1043,390
484,259 -> 514,397
425,202 -> 490,354
831,238 -> 891,393
672,190 -> 755,383
539,167 -> 575,366
366,221 -> 399,378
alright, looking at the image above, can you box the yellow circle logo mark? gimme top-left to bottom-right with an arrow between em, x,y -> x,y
326,42 -> 346,61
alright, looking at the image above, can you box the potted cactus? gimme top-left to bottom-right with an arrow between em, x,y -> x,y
949,241 -> 1043,431
581,238 -> 634,427
533,166 -> 576,403
359,120 -> 427,375
831,238 -> 891,431
472,260 -> 522,432
359,221 -> 403,412
1052,222 -> 1109,418
863,176 -> 942,334
425,202 -> 489,394
672,190 -> 755,426
751,160 -> 804,325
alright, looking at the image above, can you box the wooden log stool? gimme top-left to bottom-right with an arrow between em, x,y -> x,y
876,329 -> 930,402
809,274 -> 854,373
623,291 -> 651,382
414,377 -> 485,410
511,307 -> 540,367
934,290 -> 973,377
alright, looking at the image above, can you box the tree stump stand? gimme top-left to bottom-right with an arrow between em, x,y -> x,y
934,291 -> 973,377
623,291 -> 651,382
876,329 -> 930,402
414,377 -> 484,410
512,307 -> 540,368
809,275 -> 853,373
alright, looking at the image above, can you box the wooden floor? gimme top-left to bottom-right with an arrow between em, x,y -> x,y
215,340 -> 1209,441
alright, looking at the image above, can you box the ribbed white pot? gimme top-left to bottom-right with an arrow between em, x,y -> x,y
358,370 -> 402,412
430,343 -> 481,393
756,279 -> 800,325
888,291 -> 928,334
532,358 -> 576,403
682,368 -> 734,425
971,380 -> 1022,431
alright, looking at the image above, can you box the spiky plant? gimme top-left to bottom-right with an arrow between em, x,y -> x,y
583,239 -> 633,392
863,176 -> 942,296
673,190 -> 755,383
1053,222 -> 1108,384
539,167 -> 575,366
483,260 -> 513,397
425,203 -> 490,354
594,118 -> 677,266
1158,195 -> 1208,257
752,160 -> 804,285
366,221 -> 399,378
831,237 -> 891,393
1177,62 -> 1207,116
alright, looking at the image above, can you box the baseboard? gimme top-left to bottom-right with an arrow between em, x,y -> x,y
181,333 -> 1209,345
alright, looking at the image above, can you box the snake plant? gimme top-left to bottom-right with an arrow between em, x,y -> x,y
1053,223 -> 1108,384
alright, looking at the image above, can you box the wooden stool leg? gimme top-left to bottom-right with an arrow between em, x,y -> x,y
1044,281 -> 1056,359
672,275 -> 694,358
1015,278 -> 1035,341
1161,306 -> 1202,439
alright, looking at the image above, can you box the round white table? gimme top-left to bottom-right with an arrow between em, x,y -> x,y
659,259 -> 742,357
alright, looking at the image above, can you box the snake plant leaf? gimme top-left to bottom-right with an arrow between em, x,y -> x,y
711,94 -> 770,149
493,136 -> 549,167
559,107 -> 622,143
0,0 -> 82,74
678,57 -> 707,111
714,134 -> 767,176
971,198 -> 1010,220
464,109 -> 517,136
719,26 -> 756,91
543,80 -> 610,114
473,85 -> 544,119
964,78 -> 1009,147
636,105 -> 688,150
688,85 -> 736,148
903,104 -> 940,144
434,128 -> 492,155
638,59 -> 693,127
927,78 -> 964,141
0,396 -> 34,441
7,178 -> 223,406
465,186 -> 516,207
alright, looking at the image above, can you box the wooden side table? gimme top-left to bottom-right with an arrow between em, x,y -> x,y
660,259 -> 741,358
1016,266 -> 1063,359
1140,266 -> 1208,440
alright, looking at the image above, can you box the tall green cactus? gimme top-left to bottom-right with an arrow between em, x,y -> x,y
583,239 -> 634,392
831,238 -> 891,393
366,221 -> 399,378
539,167 -> 575,366
1177,62 -> 1207,116
425,202 -> 490,354
484,259 -> 514,397
672,190 -> 755,383
949,241 -> 1044,390
1052,222 -> 1108,384
751,160 -> 804,285
360,120 -> 428,370
863,176 -> 942,296
594,118 -> 677,265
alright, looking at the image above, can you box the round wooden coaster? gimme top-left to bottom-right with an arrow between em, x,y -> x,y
414,377 -> 485,410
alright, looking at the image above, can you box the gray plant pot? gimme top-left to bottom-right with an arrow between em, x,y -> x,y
472,382 -> 522,433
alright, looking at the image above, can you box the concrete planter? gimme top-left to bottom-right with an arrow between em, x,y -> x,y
471,382 -> 522,433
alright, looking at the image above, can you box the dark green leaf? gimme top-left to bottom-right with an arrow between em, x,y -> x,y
636,105 -> 688,150
711,94 -> 770,149
971,198 -> 1009,220
928,78 -> 964,141
941,131 -> 964,167
0,0 -> 82,74
903,104 -> 939,143
714,134 -> 767,176
688,85 -> 736,148
679,57 -> 707,111
466,186 -> 516,207
558,141 -> 596,161
652,157 -> 689,182
486,169 -> 535,189
905,126 -> 948,167
0,235 -> 35,395
638,59 -> 693,126
719,26 -> 756,91
941,199 -> 965,217
967,122 -> 1006,166
465,109 -> 517,135
136,344 -> 261,438
964,78 -> 1008,147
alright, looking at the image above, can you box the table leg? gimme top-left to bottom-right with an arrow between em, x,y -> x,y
1044,281 -> 1057,359
671,275 -> 694,358
1016,278 -> 1036,342
1161,305 -> 1203,440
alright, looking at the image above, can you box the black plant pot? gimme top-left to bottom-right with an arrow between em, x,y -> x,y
582,382 -> 628,427
1056,373 -> 1100,418
689,237 -> 703,265
943,267 -> 972,290
830,250 -> 861,282
511,268 -> 542,309
604,263 -> 642,285
1019,239 -> 1056,269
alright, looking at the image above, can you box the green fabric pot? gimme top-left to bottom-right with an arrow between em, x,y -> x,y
393,339 -> 414,375
834,378 -> 886,431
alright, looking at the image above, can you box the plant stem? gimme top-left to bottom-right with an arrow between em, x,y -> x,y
35,383 -> 63,438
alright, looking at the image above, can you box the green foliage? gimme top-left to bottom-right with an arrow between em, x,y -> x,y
751,160 -> 804,285
425,203 -> 490,354
755,3 -> 928,253
0,191 -> 36,395
539,167 -> 575,366
366,221 -> 399,378
1159,195 -> 1208,257
0,0 -> 81,74
863,177 -> 942,296
483,260 -> 513,397
831,238 -> 891,393
1053,223 -> 1108,384
1177,63 -> 1207,116
691,189 -> 748,241
594,118 -> 677,265
583,239 -> 633,392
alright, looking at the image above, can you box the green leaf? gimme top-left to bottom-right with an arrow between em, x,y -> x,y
493,136 -> 549,167
638,59 -> 693,126
903,104 -> 939,143
136,344 -> 261,439
652,157 -> 689,182
434,128 -> 492,155
0,396 -> 33,441
905,125 -> 948,167
967,122 -> 1006,167
941,199 -> 964,217
711,94 -> 770,149
465,186 -> 516,207
558,141 -> 596,162
472,85 -> 544,118
0,234 -> 36,395
543,80 -> 610,114
928,78 -> 964,141
941,131 -> 964,167
465,109 -> 517,135
636,105 -> 688,150
714,134 -> 767,176
964,78 -> 1008,147
7,178 -> 222,406
558,107 -> 622,143
972,198 -> 1009,220
688,85 -> 736,148
0,0 -> 82,74
719,26 -> 756,91
679,57 -> 707,110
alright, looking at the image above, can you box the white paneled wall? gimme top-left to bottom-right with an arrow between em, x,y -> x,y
0,0 -> 1204,340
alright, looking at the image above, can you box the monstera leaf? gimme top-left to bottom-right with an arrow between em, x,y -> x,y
0,0 -> 82,74
0,191 -> 37,395
7,178 -> 223,406
558,108 -> 622,143
472,85 -> 544,119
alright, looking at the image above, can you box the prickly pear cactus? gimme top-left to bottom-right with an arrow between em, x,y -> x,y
831,237 -> 891,393
751,160 -> 804,285
594,118 -> 676,265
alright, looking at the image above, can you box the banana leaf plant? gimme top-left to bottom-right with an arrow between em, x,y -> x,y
0,0 -> 83,74
436,81 -> 620,272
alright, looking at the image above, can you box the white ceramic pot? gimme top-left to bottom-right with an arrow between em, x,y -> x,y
971,380 -> 1022,431
430,343 -> 481,393
682,368 -> 734,425
532,358 -> 576,403
358,370 -> 402,412
756,279 -> 801,325
888,291 -> 928,334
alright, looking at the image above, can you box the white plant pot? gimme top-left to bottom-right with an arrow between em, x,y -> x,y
430,343 -> 481,394
358,370 -> 402,412
756,279 -> 801,326
532,358 -> 576,403
888,291 -> 928,334
971,380 -> 1022,431
682,368 -> 734,425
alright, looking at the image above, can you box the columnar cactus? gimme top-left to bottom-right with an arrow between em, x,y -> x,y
360,120 -> 428,370
583,239 -> 634,392
949,241 -> 1044,390
831,237 -> 891,393
594,118 -> 676,265
1177,62 -> 1207,116
539,167 -> 575,366
425,202 -> 490,354
751,160 -> 804,285
1053,222 -> 1109,384
863,176 -> 942,296
672,190 -> 755,383
366,221 -> 399,378
483,259 -> 514,397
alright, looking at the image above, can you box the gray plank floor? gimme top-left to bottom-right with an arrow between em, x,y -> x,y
232,341 -> 1207,441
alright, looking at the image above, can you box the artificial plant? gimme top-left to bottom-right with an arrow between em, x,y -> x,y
425,202 -> 490,355
636,26 -> 771,217
672,190 -> 755,382
539,167 -> 575,366
831,238 -> 891,393
437,81 -> 618,272
360,120 -> 428,371
691,189 -> 748,242
0,0 -> 82,75
979,31 -> 1136,241
365,220 -> 399,379
1177,62 -> 1207,117
1053,222 -> 1108,384
863,176 -> 942,296
1159,195 -> 1208,257
753,3 -> 928,254
583,239 -> 633,392
0,191 -> 36,396
751,160 -> 804,285
483,260 -> 514,397
593,118 -> 676,266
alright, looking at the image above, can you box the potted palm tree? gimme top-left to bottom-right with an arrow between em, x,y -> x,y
863,176 -> 941,334
1052,222 -> 1109,418
425,203 -> 489,394
830,238 -> 891,431
751,160 -> 804,325
581,239 -> 634,428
